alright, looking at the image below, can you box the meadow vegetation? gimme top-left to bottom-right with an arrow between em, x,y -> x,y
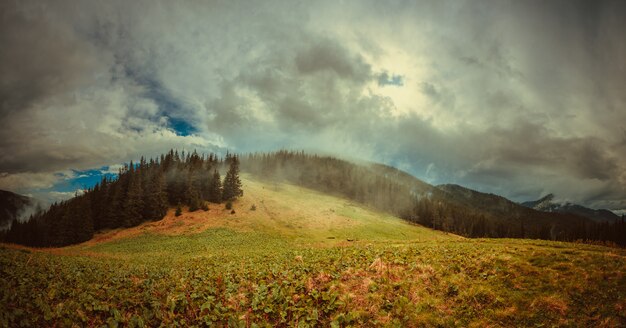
1,177 -> 624,327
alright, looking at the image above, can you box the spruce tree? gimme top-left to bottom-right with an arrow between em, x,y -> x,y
175,203 -> 183,217
144,169 -> 168,221
76,195 -> 94,243
5,150 -> 248,247
123,163 -> 144,227
222,155 -> 243,201
208,170 -> 222,203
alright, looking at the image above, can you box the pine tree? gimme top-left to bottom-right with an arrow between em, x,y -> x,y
144,169 -> 168,221
103,181 -> 122,229
175,203 -> 183,217
123,163 -> 144,227
208,170 -> 222,203
222,155 -> 243,201
3,150 -> 248,247
76,195 -> 94,243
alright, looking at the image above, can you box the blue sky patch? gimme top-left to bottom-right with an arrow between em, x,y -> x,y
38,168 -> 117,196
377,72 -> 404,87
167,116 -> 196,136
125,66 -> 198,136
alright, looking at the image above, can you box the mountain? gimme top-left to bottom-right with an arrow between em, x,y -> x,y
3,174 -> 624,327
241,152 -> 622,242
0,190 -> 34,231
366,162 -> 434,194
521,193 -> 556,210
4,150 -> 625,247
86,174 -> 454,246
522,194 -> 621,223
437,184 -> 528,219
435,184 -> 595,238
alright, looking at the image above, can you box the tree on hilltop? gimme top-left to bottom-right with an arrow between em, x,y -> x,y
222,155 -> 243,201
208,170 -> 222,203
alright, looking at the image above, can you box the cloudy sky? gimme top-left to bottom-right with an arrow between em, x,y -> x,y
1,0 -> 625,211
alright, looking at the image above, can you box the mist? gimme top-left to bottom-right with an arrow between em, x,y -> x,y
1,0 -> 625,211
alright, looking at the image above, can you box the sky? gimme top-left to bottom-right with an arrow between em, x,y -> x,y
1,0 -> 625,212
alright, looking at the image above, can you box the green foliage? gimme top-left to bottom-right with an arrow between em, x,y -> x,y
242,151 -> 626,246
189,195 -> 202,212
1,237 -> 624,327
208,170 -> 222,203
4,150 -> 245,247
222,154 -> 243,201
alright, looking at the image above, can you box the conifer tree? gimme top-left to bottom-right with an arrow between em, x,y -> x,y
103,181 -> 121,229
144,169 -> 168,221
222,155 -> 243,201
187,172 -> 202,212
123,163 -> 144,227
76,195 -> 94,243
208,170 -> 222,203
175,203 -> 182,217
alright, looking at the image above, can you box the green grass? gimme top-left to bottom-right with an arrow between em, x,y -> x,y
2,238 -> 625,327
1,177 -> 625,327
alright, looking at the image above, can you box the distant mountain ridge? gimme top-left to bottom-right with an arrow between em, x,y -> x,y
436,184 -> 524,218
0,190 -> 33,230
435,184 -> 590,231
3,150 -> 625,247
521,194 -> 621,223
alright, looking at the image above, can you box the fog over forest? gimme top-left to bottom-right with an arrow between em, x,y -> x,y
1,0 -> 625,213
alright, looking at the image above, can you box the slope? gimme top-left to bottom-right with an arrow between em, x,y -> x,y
0,190 -> 34,231
436,184 -> 593,235
78,174 -> 455,253
241,152 -> 626,244
1,175 -> 625,326
522,194 -> 621,223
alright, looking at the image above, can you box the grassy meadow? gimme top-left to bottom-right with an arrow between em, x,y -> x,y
1,176 -> 625,327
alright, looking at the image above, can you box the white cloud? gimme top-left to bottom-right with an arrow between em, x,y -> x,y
1,0 -> 625,210
0,172 -> 64,192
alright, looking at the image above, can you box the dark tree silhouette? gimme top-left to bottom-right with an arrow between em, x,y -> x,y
3,149 -> 243,247
208,170 -> 222,203
4,149 -> 625,247
222,155 -> 243,201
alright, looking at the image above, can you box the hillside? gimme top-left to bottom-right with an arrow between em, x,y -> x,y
436,184 -> 591,233
1,175 -> 625,326
241,152 -> 626,245
84,174 -> 452,247
522,194 -> 621,223
0,190 -> 33,231
5,150 -> 624,247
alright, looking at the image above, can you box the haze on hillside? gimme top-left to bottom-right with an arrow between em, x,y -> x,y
1,0 -> 625,215
2,170 -> 625,326
3,2 -> 626,326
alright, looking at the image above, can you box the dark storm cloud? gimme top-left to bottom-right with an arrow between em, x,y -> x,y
0,0 -> 624,210
295,39 -> 372,82
0,1 -> 103,116
0,0 -> 220,192
484,123 -> 620,181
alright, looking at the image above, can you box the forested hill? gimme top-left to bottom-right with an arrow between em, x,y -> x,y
241,151 -> 626,246
0,190 -> 34,231
241,151 -> 432,216
3,150 -> 243,247
3,150 -> 625,247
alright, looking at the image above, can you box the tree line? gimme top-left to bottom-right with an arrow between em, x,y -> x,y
242,151 -> 626,246
407,195 -> 626,245
3,150 -> 624,247
3,150 -> 243,247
